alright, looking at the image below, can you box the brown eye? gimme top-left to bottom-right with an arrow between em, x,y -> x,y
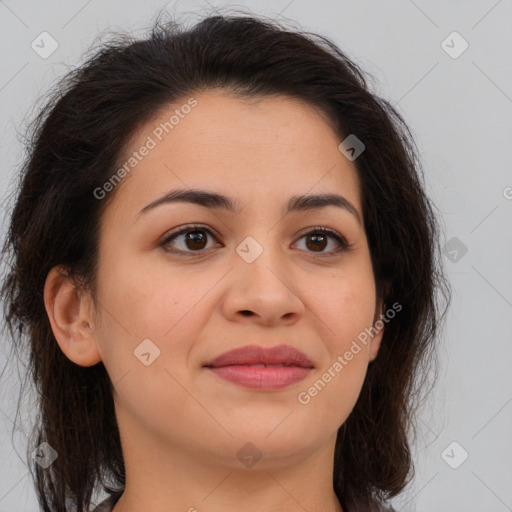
294,227 -> 349,255
161,225 -> 219,254
182,230 -> 208,250
305,233 -> 328,252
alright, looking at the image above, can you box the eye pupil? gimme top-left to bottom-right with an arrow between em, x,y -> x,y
306,234 -> 327,252
186,230 -> 207,250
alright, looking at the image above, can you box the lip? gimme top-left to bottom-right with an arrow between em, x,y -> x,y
203,344 -> 314,391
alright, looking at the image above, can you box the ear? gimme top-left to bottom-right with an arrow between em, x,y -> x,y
369,299 -> 386,362
44,266 -> 102,367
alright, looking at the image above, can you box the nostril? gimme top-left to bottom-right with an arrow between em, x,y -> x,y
240,310 -> 253,316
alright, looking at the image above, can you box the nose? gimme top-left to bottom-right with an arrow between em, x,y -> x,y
221,239 -> 306,326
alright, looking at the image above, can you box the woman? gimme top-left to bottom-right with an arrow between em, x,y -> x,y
1,11 -> 450,512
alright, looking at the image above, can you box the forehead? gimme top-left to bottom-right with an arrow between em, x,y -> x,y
155,90 -> 343,155
107,89 -> 361,218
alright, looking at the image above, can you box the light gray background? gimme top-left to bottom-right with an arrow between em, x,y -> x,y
0,1 -> 511,511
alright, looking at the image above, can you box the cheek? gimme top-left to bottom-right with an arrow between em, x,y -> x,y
308,267 -> 376,351
94,253 -> 220,400
299,264 -> 375,416
298,281 -> 373,427
94,260 -> 197,421
97,249 -> 208,341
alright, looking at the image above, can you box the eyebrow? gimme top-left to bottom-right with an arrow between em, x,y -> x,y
137,188 -> 362,224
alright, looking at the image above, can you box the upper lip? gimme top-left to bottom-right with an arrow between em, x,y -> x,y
203,344 -> 314,368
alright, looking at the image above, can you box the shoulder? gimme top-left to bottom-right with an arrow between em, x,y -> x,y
90,492 -> 123,512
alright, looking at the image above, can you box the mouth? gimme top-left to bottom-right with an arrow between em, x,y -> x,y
203,344 -> 314,391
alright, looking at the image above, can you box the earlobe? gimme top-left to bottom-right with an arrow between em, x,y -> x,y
43,266 -> 102,367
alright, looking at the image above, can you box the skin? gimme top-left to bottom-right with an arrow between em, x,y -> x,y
44,89 -> 384,512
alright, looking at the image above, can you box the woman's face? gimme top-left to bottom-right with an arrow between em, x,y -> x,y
87,90 -> 383,468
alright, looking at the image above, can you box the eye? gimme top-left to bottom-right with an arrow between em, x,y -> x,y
160,224 -> 220,255
293,226 -> 350,256
160,224 -> 351,256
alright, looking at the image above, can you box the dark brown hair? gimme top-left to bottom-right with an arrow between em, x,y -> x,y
1,10 -> 451,512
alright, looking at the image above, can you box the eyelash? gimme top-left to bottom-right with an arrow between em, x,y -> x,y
159,223 -> 351,257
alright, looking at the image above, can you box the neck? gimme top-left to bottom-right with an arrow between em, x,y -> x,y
111,411 -> 344,512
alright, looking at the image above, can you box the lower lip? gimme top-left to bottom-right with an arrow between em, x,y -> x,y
205,365 -> 312,390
